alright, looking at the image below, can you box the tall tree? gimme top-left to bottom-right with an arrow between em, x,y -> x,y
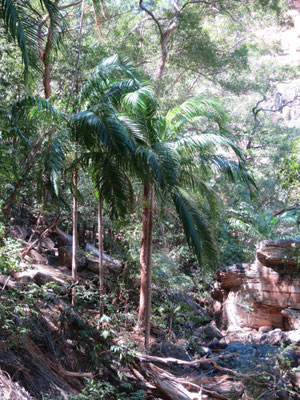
70,55 -> 139,316
119,74 -> 255,348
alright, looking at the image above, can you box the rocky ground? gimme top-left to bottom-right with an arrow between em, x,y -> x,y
0,225 -> 299,399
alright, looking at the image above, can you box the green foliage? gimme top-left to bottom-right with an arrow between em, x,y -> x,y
236,344 -> 298,400
278,138 -> 300,205
66,378 -> 146,400
0,237 -> 24,274
0,0 -> 63,76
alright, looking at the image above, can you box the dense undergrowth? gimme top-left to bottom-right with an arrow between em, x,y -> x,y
1,214 -> 299,399
0,211 -> 216,399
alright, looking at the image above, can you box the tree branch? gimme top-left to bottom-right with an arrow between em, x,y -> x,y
274,207 -> 300,217
180,0 -> 213,13
139,0 -> 163,37
247,92 -> 299,150
59,0 -> 82,10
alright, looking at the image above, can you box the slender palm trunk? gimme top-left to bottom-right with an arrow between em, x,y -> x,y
138,183 -> 150,325
144,182 -> 154,350
138,181 -> 154,349
72,168 -> 78,306
98,186 -> 104,319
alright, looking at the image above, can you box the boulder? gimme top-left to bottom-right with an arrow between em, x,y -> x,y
222,341 -> 298,371
150,342 -> 191,361
26,249 -> 47,264
286,330 -> 300,345
212,240 -> 300,330
257,240 -> 300,267
291,368 -> 300,388
208,337 -> 227,350
14,270 -> 66,286
39,237 -> 55,251
259,328 -> 290,346
195,323 -> 223,341
281,308 -> 300,330
58,246 -> 87,271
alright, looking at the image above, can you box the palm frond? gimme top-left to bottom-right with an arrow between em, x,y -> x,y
172,188 -> 218,270
0,0 -> 63,75
178,170 -> 219,221
92,156 -> 133,218
151,142 -> 179,187
121,84 -> 158,118
172,133 -> 242,158
117,115 -> 145,144
166,95 -> 228,132
71,110 -> 108,148
102,116 -> 135,156
39,133 -> 68,209
0,0 -> 40,74
81,78 -> 139,108
134,144 -> 163,183
11,95 -> 64,121
93,54 -> 139,82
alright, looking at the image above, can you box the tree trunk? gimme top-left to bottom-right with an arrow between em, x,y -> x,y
71,168 -> 78,306
156,35 -> 168,82
98,186 -> 104,319
144,182 -> 154,350
138,183 -> 151,325
92,0 -> 105,40
43,62 -> 52,99
138,181 -> 155,349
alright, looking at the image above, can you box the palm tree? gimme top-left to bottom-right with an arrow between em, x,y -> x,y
70,55 -> 140,316
70,55 -> 255,347
121,84 -> 255,348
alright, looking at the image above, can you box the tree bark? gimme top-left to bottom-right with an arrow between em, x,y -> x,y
71,168 -> 78,306
92,0 -> 105,40
138,183 -> 150,325
98,186 -> 104,319
144,182 -> 154,350
139,0 -> 180,89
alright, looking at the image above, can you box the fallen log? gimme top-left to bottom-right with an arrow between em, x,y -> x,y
54,227 -> 122,268
149,364 -> 229,400
133,360 -> 229,400
151,375 -> 195,400
136,352 -> 237,375
85,243 -> 122,268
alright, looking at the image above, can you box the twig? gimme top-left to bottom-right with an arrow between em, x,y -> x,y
2,276 -> 11,291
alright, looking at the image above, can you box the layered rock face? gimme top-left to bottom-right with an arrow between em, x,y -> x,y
212,240 -> 300,330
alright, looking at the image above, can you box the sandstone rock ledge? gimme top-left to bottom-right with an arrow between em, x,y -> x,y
212,240 -> 300,331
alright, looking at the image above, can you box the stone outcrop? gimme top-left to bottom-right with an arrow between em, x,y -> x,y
212,240 -> 300,330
